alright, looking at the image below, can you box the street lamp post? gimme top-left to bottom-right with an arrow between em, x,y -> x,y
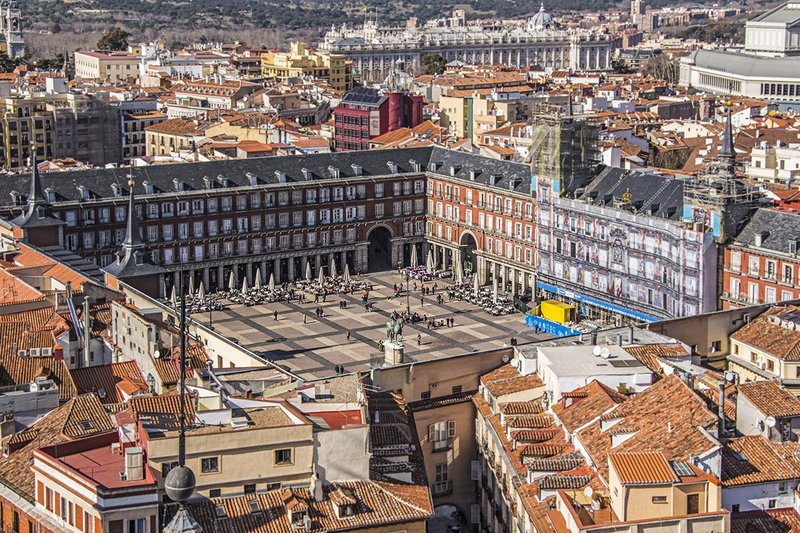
405,269 -> 411,315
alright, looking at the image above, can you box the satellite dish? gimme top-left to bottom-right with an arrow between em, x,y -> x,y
154,350 -> 161,359
501,354 -> 510,363
592,346 -> 602,357
600,348 -> 611,359
511,358 -> 519,368
766,416 -> 777,428
583,486 -> 594,499
724,371 -> 737,383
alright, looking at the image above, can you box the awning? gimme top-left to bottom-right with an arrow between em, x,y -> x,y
536,281 -> 656,323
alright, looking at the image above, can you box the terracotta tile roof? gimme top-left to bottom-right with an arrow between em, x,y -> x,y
610,452 -> 679,485
739,380 -> 800,418
524,453 -> 585,472
0,269 -> 45,306
0,354 -> 75,401
730,508 -> 800,533
511,429 -> 561,443
731,306 -> 800,361
502,402 -> 543,415
509,415 -> 553,429
481,364 -> 544,398
407,390 -> 476,412
188,480 -> 432,532
576,375 -> 718,481
128,393 -> 196,430
0,394 -> 112,500
623,343 -> 689,375
520,444 -> 567,458
722,436 -> 800,486
145,118 -> 209,136
10,244 -> 93,290
536,474 -> 593,490
71,361 -> 148,404
552,380 -> 627,434
698,386 -> 737,422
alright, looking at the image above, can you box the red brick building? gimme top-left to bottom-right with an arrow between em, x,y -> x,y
723,208 -> 800,308
334,87 -> 423,151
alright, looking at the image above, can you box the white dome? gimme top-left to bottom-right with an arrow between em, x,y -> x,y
529,3 -> 555,30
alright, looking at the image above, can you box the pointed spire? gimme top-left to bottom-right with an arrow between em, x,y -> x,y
122,178 -> 143,250
26,149 -> 45,208
719,103 -> 736,161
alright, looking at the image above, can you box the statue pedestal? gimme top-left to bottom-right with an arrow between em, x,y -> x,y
383,341 -> 405,367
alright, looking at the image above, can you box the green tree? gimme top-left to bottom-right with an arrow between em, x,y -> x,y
97,27 -> 130,51
421,53 -> 446,75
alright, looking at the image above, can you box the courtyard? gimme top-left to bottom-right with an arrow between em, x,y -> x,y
192,270 -> 551,380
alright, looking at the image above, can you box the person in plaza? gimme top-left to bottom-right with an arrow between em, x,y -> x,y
274,310 -> 278,321
346,330 -> 351,342
420,297 -> 424,307
303,315 -> 307,324
416,334 -> 421,346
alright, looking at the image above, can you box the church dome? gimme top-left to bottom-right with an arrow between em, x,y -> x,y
529,3 -> 555,30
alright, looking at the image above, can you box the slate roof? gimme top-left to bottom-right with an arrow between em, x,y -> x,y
0,147 -> 532,211
732,208 -> 800,254
579,166 -> 685,220
688,49 -> 800,80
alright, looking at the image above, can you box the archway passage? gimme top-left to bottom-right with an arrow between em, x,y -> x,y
460,232 -> 478,276
367,226 -> 392,273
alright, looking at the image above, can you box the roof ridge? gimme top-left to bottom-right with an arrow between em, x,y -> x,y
372,480 -> 431,515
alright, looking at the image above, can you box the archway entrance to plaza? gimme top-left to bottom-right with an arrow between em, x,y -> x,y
367,226 -> 392,272
460,232 -> 478,279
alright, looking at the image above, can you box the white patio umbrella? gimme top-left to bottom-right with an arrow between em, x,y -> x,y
493,277 -> 499,304
170,285 -> 177,308
426,250 -> 434,271
318,269 -> 325,285
454,254 -> 464,284
188,273 -> 195,296
473,275 -> 480,299
344,264 -> 351,283
268,273 -> 276,291
330,261 -> 337,279
241,276 -> 249,293
197,281 -> 205,300
305,261 -> 312,281
410,245 -> 418,267
228,270 -> 236,291
254,269 -> 262,289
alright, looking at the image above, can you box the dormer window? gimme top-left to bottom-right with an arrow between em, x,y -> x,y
351,164 -> 363,176
409,159 -> 422,172
302,168 -> 313,181
77,185 -> 90,201
111,183 -> 122,197
216,174 -> 228,188
143,180 -> 154,195
247,172 -> 258,186
44,187 -> 55,203
275,170 -> 287,183
328,166 -> 340,179
173,178 -> 185,192
387,161 -> 398,174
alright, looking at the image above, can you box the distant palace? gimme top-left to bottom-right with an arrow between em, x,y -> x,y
320,6 -> 614,82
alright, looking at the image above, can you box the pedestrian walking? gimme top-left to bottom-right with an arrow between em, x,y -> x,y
420,297 -> 424,307
303,315 -> 307,324
273,310 -> 278,321
346,330 -> 351,342
416,334 -> 421,346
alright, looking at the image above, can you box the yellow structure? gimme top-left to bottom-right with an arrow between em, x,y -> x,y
540,300 -> 575,324
261,42 -> 353,92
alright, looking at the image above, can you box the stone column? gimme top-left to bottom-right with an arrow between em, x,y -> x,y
328,253 -> 336,274
301,256 -> 308,280
246,262 -> 253,285
315,254 -> 322,274
511,268 -> 517,296
340,251 -> 347,273
260,260 -> 267,282
288,257 -> 295,281
217,265 -> 224,290
355,243 -> 369,273
173,271 -> 179,292
203,267 -> 210,290
274,258 -> 281,283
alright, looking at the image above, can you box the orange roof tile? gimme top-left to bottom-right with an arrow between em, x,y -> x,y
723,436 -> 800,486
739,380 -> 800,418
610,452 -> 679,485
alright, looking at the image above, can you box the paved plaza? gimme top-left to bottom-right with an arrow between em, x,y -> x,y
193,271 -> 551,380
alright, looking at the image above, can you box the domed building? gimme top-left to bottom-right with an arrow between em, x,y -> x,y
528,3 -> 556,31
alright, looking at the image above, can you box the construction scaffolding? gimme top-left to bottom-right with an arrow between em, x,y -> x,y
526,103 -> 600,196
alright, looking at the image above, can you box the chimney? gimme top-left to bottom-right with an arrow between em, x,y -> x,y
83,297 -> 91,368
310,470 -> 324,502
717,380 -> 727,437
124,447 -> 145,481
628,326 -> 635,343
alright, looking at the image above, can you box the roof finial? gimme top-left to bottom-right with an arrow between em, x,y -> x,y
540,1 -> 545,11
719,100 -> 736,161
122,177 -> 143,250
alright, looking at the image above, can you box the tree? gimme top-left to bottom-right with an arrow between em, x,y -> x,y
421,53 -> 446,76
96,27 -> 130,51
643,54 -> 679,84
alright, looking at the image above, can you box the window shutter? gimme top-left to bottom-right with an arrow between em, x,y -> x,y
447,419 -> 456,438
428,424 -> 435,442
471,460 -> 480,481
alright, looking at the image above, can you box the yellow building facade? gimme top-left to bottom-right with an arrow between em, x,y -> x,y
261,42 -> 353,92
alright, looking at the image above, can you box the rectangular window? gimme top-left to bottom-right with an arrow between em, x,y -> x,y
201,457 -> 219,473
275,449 -> 293,465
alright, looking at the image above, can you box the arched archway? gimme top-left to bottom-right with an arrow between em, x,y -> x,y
367,225 -> 393,273
460,231 -> 478,277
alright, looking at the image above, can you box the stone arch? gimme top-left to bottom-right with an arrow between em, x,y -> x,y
366,224 -> 393,272
459,229 -> 479,276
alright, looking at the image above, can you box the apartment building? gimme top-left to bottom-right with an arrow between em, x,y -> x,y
0,92 -> 121,169
723,208 -> 800,308
122,110 -> 167,161
333,87 -> 424,151
261,41 -> 353,92
74,51 -> 140,82
144,118 -> 211,156
746,140 -> 800,187
166,80 -> 260,119
727,304 -> 800,392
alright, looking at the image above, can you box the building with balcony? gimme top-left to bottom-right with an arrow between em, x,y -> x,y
166,80 -> 261,119
746,139 -> 800,187
722,208 -> 800,309
333,86 -> 423,151
320,7 -> 613,83
74,51 -> 141,83
260,41 -> 353,92
122,110 -> 167,162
